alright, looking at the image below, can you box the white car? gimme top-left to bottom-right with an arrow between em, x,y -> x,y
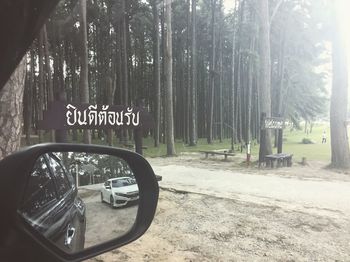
101,177 -> 139,208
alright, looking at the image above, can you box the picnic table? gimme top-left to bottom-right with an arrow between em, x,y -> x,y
199,150 -> 235,161
265,153 -> 293,168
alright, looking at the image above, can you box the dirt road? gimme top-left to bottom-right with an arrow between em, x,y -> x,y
87,153 -> 350,261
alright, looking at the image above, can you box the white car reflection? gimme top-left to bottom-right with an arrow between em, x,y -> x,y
100,177 -> 139,208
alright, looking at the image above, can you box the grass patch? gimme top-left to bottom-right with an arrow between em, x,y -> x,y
22,122 -> 346,163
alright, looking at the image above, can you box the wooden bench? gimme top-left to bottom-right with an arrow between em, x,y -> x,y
265,153 -> 293,168
199,150 -> 235,161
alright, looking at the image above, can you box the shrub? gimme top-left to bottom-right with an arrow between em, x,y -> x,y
301,138 -> 314,144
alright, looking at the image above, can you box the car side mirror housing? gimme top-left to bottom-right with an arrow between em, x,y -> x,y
0,143 -> 159,262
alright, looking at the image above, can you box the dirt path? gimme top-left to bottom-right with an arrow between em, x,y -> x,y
87,153 -> 350,261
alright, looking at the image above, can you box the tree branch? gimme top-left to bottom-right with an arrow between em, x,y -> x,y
270,0 -> 284,26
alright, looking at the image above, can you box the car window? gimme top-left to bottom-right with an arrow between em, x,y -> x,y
20,156 -> 57,218
47,155 -> 71,198
112,179 -> 133,188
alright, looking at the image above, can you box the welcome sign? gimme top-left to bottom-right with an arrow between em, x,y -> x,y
38,101 -> 154,130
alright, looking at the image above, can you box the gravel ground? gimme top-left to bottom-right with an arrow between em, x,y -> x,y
85,153 -> 350,261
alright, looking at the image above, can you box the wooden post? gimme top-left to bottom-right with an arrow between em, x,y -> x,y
259,112 -> 266,166
277,114 -> 283,153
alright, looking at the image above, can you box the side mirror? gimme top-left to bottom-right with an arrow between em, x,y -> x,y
0,143 -> 159,262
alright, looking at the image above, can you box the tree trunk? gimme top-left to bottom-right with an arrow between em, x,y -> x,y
207,0 -> 217,144
38,29 -> 45,143
165,0 -> 176,155
121,0 -> 129,143
24,52 -> 34,146
230,0 -> 238,151
0,58 -> 26,160
43,24 -> 55,142
258,0 -> 272,162
152,0 -> 161,147
218,0 -> 224,143
189,0 -> 197,146
330,2 -> 350,168
185,0 -> 191,144
246,37 -> 255,144
79,0 -> 91,144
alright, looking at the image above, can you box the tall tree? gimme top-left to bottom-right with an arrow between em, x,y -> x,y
165,0 -> 176,155
217,0 -> 224,143
189,0 -> 197,146
79,0 -> 91,144
207,0 -> 217,144
37,28 -> 45,143
121,0 -> 129,143
330,1 -> 350,168
231,0 -> 238,151
258,0 -> 272,161
151,0 -> 161,147
0,58 -> 26,160
43,24 -> 55,142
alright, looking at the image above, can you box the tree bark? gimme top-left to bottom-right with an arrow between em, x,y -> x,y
38,29 -> 45,143
79,0 -> 91,144
43,24 -> 55,142
165,0 -> 176,155
207,0 -> 217,144
190,0 -> 197,146
121,0 -> 129,143
0,58 -> 26,160
330,2 -> 350,168
258,0 -> 273,162
218,0 -> 223,143
231,0 -> 238,151
24,52 -> 34,146
152,0 -> 161,147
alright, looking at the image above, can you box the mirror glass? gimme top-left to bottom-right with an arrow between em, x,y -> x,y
17,152 -> 139,254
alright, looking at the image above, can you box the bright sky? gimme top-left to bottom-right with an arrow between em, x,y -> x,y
223,0 -> 350,92
336,0 -> 350,80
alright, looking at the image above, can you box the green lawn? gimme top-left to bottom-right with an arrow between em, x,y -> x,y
278,123 -> 331,162
22,122 -> 340,163
143,123 -> 334,162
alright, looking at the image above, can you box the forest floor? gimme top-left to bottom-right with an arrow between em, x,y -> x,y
87,152 -> 350,262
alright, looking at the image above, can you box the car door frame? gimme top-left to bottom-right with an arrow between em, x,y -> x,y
43,153 -> 85,253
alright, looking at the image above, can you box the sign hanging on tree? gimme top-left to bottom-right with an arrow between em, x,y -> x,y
262,117 -> 285,130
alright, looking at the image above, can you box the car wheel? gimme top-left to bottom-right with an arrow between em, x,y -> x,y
110,195 -> 114,208
101,192 -> 104,203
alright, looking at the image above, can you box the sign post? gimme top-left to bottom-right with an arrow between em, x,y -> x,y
259,113 -> 285,165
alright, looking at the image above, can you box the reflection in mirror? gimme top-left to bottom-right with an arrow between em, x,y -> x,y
18,152 -> 139,254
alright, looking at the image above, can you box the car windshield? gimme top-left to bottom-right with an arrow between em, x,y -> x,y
111,179 -> 135,188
